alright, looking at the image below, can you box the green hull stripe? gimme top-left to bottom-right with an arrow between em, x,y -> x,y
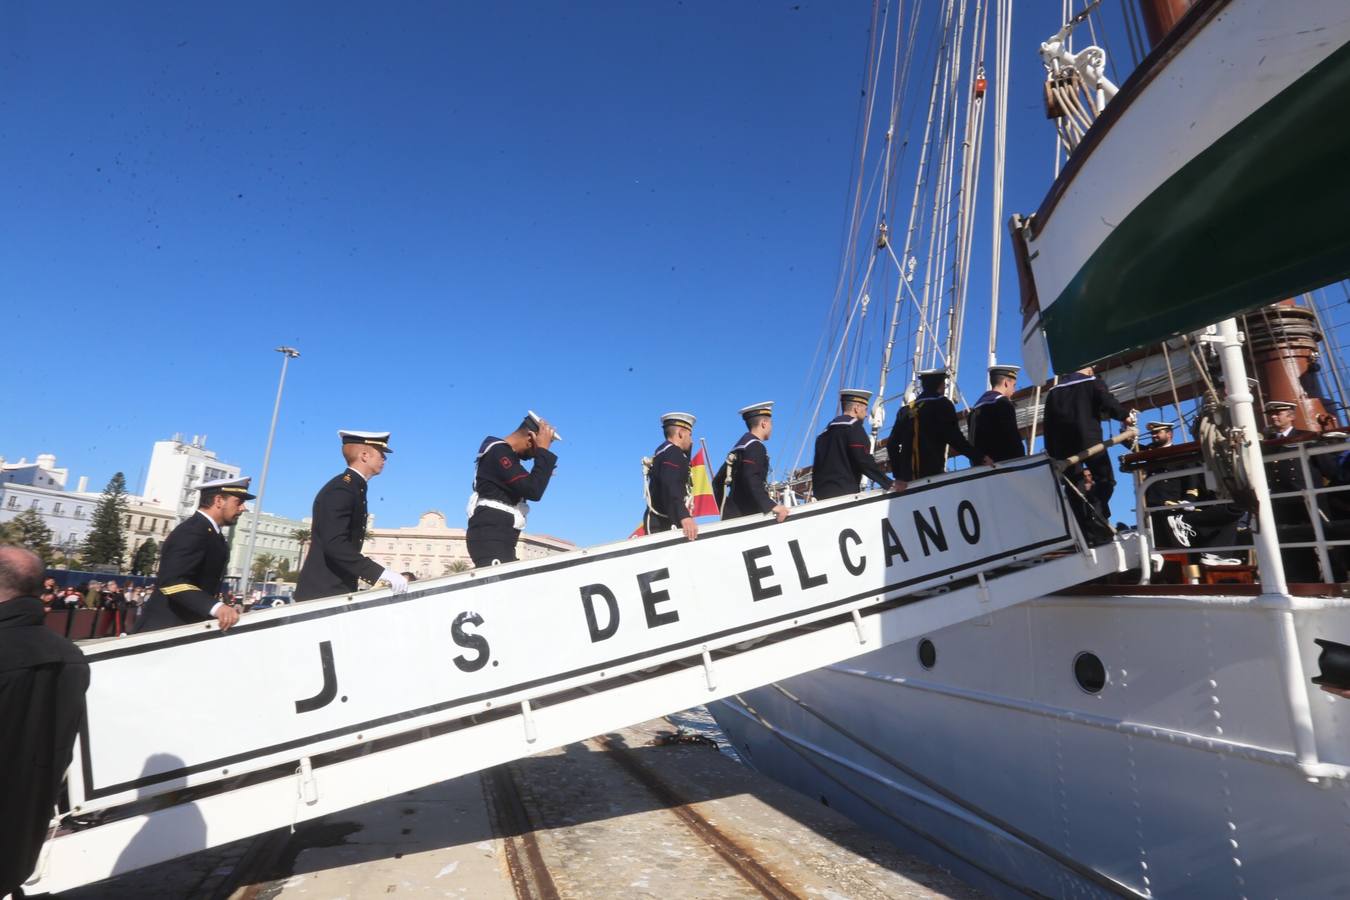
1042,40 -> 1350,371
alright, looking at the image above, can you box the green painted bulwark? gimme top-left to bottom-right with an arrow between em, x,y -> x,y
1042,41 -> 1350,371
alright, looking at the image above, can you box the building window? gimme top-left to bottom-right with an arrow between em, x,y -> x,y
31,500 -> 40,510
53,502 -> 63,515
6,497 -> 17,509
138,516 -> 146,529
75,507 -> 83,518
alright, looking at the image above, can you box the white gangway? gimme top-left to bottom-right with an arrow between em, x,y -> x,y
29,456 -> 1138,894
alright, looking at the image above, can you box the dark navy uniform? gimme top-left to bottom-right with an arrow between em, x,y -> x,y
813,416 -> 892,500
644,441 -> 692,533
967,390 -> 1025,462
714,434 -> 774,519
1043,371 -> 1131,537
887,387 -> 982,481
295,469 -> 385,601
136,511 -> 232,632
467,433 -> 557,566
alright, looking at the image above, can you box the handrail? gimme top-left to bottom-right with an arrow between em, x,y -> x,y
1133,439 -> 1350,585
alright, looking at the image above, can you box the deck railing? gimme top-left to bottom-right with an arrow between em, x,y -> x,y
1133,438 -> 1350,585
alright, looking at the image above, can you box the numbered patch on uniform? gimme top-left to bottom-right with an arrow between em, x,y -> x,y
500,457 -> 512,469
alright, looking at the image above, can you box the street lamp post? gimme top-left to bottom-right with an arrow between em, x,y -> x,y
240,346 -> 300,601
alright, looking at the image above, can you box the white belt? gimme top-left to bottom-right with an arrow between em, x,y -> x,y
467,493 -> 528,530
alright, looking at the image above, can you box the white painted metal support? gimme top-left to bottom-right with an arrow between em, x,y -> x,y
851,609 -> 868,644
521,699 -> 538,744
976,572 -> 990,604
1213,317 -> 1324,779
296,756 -> 318,806
701,647 -> 717,691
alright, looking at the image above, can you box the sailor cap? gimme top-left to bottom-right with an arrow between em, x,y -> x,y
916,368 -> 948,382
339,430 -> 394,453
839,388 -> 872,404
661,411 -> 697,430
739,401 -> 774,421
1145,421 -> 1177,432
198,476 -> 256,501
988,363 -> 1021,380
1263,401 -> 1296,413
521,410 -> 563,442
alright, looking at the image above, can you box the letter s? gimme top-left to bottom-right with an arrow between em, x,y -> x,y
452,611 -> 491,672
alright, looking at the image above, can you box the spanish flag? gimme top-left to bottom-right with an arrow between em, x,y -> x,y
688,446 -> 720,517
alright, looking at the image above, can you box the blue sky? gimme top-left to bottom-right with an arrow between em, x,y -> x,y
3,2 -> 1142,546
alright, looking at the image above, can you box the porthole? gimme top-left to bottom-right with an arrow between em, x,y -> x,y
1073,651 -> 1107,694
918,638 -> 937,670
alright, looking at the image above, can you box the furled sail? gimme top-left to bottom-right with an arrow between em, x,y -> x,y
1014,0 -> 1350,373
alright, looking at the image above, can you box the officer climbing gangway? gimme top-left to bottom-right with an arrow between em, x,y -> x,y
28,455 -> 1138,895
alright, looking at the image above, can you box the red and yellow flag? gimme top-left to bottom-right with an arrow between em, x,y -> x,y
688,447 -> 720,517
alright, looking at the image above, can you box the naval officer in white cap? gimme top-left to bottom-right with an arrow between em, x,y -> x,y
713,402 -> 789,522
295,431 -> 408,601
643,412 -> 700,541
136,476 -> 256,632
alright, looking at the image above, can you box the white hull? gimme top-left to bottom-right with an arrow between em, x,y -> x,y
711,591 -> 1350,897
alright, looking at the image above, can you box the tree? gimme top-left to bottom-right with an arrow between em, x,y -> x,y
291,528 -> 311,565
82,472 -> 130,571
444,560 -> 471,575
130,538 -> 159,575
275,557 -> 294,581
0,508 -> 58,564
251,553 -> 279,583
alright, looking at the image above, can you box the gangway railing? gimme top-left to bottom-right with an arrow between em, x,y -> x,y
28,456 -> 1138,895
1132,438 -> 1350,585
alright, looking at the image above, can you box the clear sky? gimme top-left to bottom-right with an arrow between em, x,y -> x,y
3,1 -> 1140,547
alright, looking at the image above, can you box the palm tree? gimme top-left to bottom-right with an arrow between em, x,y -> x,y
291,528 -> 312,566
444,560 -> 471,575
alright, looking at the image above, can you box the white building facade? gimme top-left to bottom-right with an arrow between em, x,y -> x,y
365,511 -> 573,580
226,509 -> 311,583
143,435 -> 241,521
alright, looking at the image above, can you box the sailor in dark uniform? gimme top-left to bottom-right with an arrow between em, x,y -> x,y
967,364 -> 1026,462
812,389 -> 893,500
887,369 -> 991,482
467,411 -> 559,567
1262,401 -> 1323,579
135,477 -> 255,632
295,431 -> 407,601
1043,366 -> 1135,540
713,402 -> 789,523
643,412 -> 699,541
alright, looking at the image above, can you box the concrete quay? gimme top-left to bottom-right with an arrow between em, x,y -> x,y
59,717 -> 980,899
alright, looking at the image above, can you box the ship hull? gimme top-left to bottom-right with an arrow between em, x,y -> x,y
711,591 -> 1350,897
1020,0 -> 1350,371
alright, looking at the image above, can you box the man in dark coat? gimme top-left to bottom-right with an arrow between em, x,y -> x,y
135,477 -> 255,633
967,364 -> 1026,462
295,431 -> 407,601
467,411 -> 559,566
643,412 -> 700,541
812,388 -> 893,500
0,545 -> 89,899
887,369 -> 992,481
1043,366 -> 1135,540
713,402 -> 789,522
1262,400 -> 1325,580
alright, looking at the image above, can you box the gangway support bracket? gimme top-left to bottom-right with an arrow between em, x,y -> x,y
702,647 -> 717,691
30,533 -> 1138,895
521,699 -> 538,744
851,609 -> 868,644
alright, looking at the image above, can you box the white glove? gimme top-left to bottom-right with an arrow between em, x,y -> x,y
380,568 -> 409,594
